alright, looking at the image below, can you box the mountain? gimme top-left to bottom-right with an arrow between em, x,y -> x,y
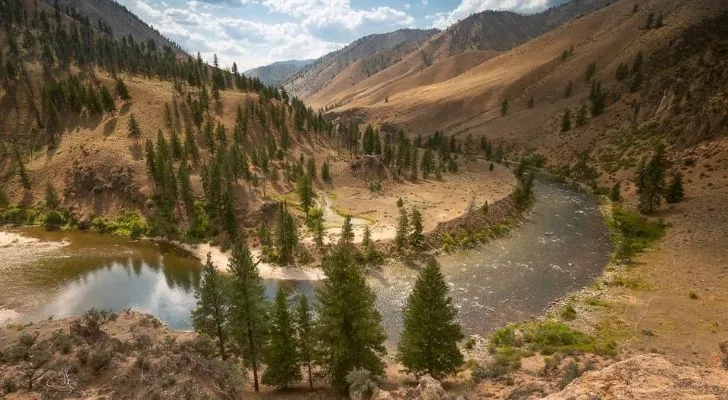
305,0 -> 614,108
283,28 -> 438,100
41,0 -> 186,55
244,59 -> 314,87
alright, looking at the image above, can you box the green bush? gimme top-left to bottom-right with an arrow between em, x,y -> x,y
0,206 -> 38,225
559,305 -> 577,321
88,347 -> 114,373
523,321 -> 616,356
42,210 -> 68,230
91,212 -> 147,239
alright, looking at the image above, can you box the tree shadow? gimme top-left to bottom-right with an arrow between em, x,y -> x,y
119,103 -> 131,116
128,143 -> 143,160
103,118 -> 118,137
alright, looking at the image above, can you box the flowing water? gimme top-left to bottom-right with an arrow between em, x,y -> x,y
0,179 -> 610,342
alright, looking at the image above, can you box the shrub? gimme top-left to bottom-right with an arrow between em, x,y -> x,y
1,379 -> 18,393
560,305 -> 577,321
88,347 -> 114,374
51,330 -> 74,354
70,308 -> 117,342
558,361 -> 581,389
346,368 -> 377,400
212,360 -> 247,399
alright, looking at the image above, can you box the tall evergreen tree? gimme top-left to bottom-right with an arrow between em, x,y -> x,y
44,182 -> 59,209
297,174 -> 315,213
316,246 -> 387,392
398,258 -> 463,378
637,146 -> 667,213
561,110 -> 572,132
127,114 -> 141,144
99,85 -> 116,116
409,207 -> 424,250
307,207 -> 325,251
263,287 -> 301,389
274,202 -> 298,265
227,242 -> 269,392
115,78 -> 131,102
339,215 -> 354,247
191,254 -> 229,360
395,209 -> 409,253
321,161 -> 331,183
295,295 -> 316,390
665,172 -> 684,204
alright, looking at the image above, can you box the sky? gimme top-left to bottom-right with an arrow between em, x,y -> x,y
122,0 -> 564,71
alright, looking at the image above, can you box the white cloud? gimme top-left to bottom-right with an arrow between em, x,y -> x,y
429,0 -> 550,29
131,0 -> 347,70
260,0 -> 414,29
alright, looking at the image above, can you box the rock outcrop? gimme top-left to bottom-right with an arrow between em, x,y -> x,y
543,354 -> 728,400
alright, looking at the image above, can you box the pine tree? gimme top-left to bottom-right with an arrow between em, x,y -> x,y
561,110 -> 572,132
307,207 -> 325,251
576,104 -> 588,127
127,114 -> 141,144
14,145 -> 31,190
321,160 -> 331,183
409,207 -> 424,250
398,258 -> 463,378
395,209 -> 409,253
274,202 -> 298,265
191,254 -> 229,359
362,226 -> 381,265
316,246 -> 387,392
636,146 -> 667,214
297,174 -> 315,213
528,97 -> 534,109
100,85 -> 116,116
665,172 -> 684,204
589,81 -> 605,117
339,215 -> 354,247
585,62 -> 596,82
227,241 -> 269,392
115,78 -> 131,103
263,287 -> 301,389
44,182 -> 59,209
501,99 -> 509,116
565,81 -> 573,98
610,181 -> 622,202
295,295 -> 316,390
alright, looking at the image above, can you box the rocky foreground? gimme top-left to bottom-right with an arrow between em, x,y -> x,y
2,310 -> 727,399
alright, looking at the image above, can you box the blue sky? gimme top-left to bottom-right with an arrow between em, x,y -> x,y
123,0 -> 562,71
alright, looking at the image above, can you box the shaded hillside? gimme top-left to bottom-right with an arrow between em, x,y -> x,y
306,0 -> 613,108
283,28 -> 438,100
41,0 -> 185,55
244,59 -> 313,86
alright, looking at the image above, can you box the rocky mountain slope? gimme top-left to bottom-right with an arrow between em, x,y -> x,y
283,28 -> 438,100
299,0 -> 613,108
244,59 -> 314,86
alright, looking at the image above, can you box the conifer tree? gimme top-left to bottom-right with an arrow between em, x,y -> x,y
127,114 -> 141,144
339,215 -> 354,247
307,207 -> 325,251
274,202 -> 298,265
115,78 -> 131,103
227,242 -> 269,392
636,146 -> 667,214
100,85 -> 116,116
395,209 -> 409,253
321,161 -> 331,183
14,145 -> 31,190
501,99 -> 509,116
585,62 -> 596,82
589,81 -> 605,117
561,110 -> 572,132
263,287 -> 301,389
409,207 -> 425,250
191,254 -> 229,359
398,258 -> 463,378
316,246 -> 387,392
576,104 -> 588,126
665,172 -> 684,204
297,174 -> 315,213
565,80 -> 573,98
528,97 -> 534,109
295,295 -> 316,390
610,181 -> 622,202
307,157 -> 316,179
44,182 -> 59,209
362,226 -> 381,265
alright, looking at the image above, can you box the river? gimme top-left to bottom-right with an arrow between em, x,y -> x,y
0,179 -> 610,342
